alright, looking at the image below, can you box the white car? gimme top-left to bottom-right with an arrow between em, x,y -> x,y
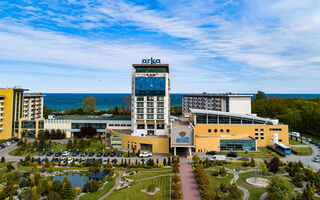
102,159 -> 108,165
139,151 -> 152,158
67,158 -> 73,164
4,141 -> 11,146
62,151 -> 70,156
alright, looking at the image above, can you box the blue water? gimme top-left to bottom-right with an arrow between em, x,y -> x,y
52,173 -> 89,189
42,93 -> 320,111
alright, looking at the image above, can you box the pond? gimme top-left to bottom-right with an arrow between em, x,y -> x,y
53,173 -> 89,189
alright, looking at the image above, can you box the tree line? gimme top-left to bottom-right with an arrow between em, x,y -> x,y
252,91 -> 320,136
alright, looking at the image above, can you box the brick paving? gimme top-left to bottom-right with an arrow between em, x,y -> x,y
180,163 -> 201,200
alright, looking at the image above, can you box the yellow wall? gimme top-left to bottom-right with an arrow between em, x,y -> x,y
0,89 -> 14,139
193,124 -> 289,152
110,129 -> 169,154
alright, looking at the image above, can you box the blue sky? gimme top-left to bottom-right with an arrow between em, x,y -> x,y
1,0 -> 320,93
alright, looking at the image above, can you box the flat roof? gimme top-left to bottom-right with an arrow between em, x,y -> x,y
24,93 -> 46,97
183,93 -> 252,97
190,109 -> 273,123
132,64 -> 169,73
59,115 -> 131,121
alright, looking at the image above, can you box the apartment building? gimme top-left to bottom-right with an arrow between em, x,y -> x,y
23,93 -> 45,120
182,93 -> 252,115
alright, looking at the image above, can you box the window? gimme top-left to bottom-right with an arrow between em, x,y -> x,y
147,102 -> 154,107
208,116 -> 218,124
147,124 -> 155,129
260,129 -> 264,132
137,114 -> 144,119
147,96 -> 154,101
279,139 -> 282,142
135,77 -> 165,96
147,114 -> 154,119
260,132 -> 264,139
242,119 -> 253,124
220,139 -> 256,151
208,129 -> 212,133
157,108 -> 164,113
219,116 -> 230,124
231,117 -> 241,124
157,124 -> 164,129
137,97 -> 144,101
137,102 -> 144,107
214,129 -> 218,133
220,129 -> 224,133
269,128 -> 282,131
137,108 -> 144,113
157,96 -> 164,101
137,124 -> 145,129
255,129 -> 258,132
226,129 -> 230,133
157,114 -> 164,119
157,102 -> 164,107
196,115 -> 207,124
147,108 -> 154,113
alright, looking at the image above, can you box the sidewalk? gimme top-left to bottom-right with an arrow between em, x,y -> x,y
180,163 -> 200,200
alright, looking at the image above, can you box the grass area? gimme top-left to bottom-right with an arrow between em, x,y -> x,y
207,162 -> 254,171
0,161 -> 14,168
9,138 -> 110,157
125,170 -> 173,180
291,147 -> 313,156
106,175 -> 170,200
218,147 -> 278,158
17,162 -> 89,172
289,139 -> 304,145
115,167 -> 172,171
80,173 -> 119,200
300,133 -> 320,143
236,171 -> 271,200
60,115 -> 131,120
205,171 -> 234,190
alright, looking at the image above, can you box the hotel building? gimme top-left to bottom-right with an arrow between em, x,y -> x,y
182,93 -> 252,115
23,93 -> 45,120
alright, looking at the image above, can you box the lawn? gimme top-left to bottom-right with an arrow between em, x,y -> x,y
300,133 -> 320,143
124,170 -> 173,180
106,175 -> 170,200
289,139 -> 304,145
17,162 -> 89,172
60,115 -> 131,120
80,173 -> 119,200
115,167 -> 172,171
207,162 -> 254,171
205,171 -> 234,190
291,147 -> 313,156
218,147 -> 278,158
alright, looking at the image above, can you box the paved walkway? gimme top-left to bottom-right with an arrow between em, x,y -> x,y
229,169 -> 250,200
180,163 -> 200,200
98,171 -> 123,200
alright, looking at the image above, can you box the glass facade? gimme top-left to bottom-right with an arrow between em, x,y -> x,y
195,114 -> 268,125
22,121 -> 36,129
220,140 -> 256,151
135,77 -> 165,96
136,67 -> 166,73
71,123 -> 106,130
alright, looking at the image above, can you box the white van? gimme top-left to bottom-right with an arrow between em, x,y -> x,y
209,155 -> 226,161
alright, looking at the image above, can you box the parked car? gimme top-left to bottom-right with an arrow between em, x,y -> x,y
110,151 -> 116,157
102,158 -> 108,165
4,141 -> 12,146
227,152 -> 238,158
72,151 -> 79,156
139,151 -> 152,158
316,143 -> 320,147
62,151 -> 70,156
60,158 -> 66,165
38,151 -> 46,156
111,158 -> 117,164
96,152 -> 103,157
81,158 -> 87,163
103,152 -> 110,157
89,152 -> 95,157
117,152 -> 123,157
307,138 -> 312,142
74,158 -> 80,165
81,152 -> 88,157
55,152 -> 62,157
238,157 -> 249,161
46,152 -> 54,156
314,158 -> 320,163
311,140 -> 317,144
206,151 -> 217,156
0,144 -> 5,148
209,155 -> 226,161
88,158 -> 94,163
34,158 -> 40,163
301,136 -> 306,140
41,158 -> 47,163
67,158 -> 73,164
140,159 -> 145,164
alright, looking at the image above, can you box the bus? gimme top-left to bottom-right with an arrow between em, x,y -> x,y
274,143 -> 291,155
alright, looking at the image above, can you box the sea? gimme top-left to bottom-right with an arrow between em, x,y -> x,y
42,93 -> 320,111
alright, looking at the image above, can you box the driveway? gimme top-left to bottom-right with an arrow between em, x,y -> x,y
180,163 -> 200,200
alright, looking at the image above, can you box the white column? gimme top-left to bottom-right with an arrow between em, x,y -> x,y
189,147 -> 192,156
174,147 -> 176,156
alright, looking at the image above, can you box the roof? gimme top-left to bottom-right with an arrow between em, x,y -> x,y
190,109 -> 273,123
60,115 -> 131,121
132,64 -> 169,73
24,93 -> 46,97
183,93 -> 252,98
275,143 -> 290,148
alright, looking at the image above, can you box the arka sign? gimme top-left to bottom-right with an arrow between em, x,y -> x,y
176,131 -> 189,143
142,57 -> 161,64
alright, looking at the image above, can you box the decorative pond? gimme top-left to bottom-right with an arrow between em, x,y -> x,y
53,174 -> 89,189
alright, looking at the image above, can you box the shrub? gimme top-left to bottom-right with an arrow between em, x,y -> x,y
74,187 -> 82,196
147,184 -> 156,193
172,175 -> 180,183
1,156 -> 5,163
171,190 -> 182,200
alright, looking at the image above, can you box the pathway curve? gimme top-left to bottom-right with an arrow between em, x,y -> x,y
99,171 -> 123,200
180,163 -> 201,200
229,169 -> 249,200
259,192 -> 268,200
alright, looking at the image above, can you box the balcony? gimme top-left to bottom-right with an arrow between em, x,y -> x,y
24,103 -> 28,106
0,110 -> 3,114
0,100 -> 4,103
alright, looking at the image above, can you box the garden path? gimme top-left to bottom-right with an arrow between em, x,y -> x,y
180,163 -> 201,200
98,171 -> 123,200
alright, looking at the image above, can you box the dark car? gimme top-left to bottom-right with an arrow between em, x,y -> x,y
103,152 -> 110,157
55,152 -> 62,157
72,151 -> 79,156
81,152 -> 88,157
227,152 -> 238,158
0,144 -> 5,148
311,140 -> 317,144
117,152 -> 123,157
38,151 -> 46,156
316,143 -> 320,147
46,152 -> 54,156
89,152 -> 95,157
88,158 -> 95,163
238,157 -> 249,161
110,151 -> 116,157
111,158 -> 117,164
206,151 -> 217,156
96,152 -> 103,157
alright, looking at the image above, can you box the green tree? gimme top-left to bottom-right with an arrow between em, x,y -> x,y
302,183 -> 316,200
82,96 -> 98,114
61,176 -> 75,200
267,176 -> 294,200
66,139 -> 73,151
255,91 -> 267,100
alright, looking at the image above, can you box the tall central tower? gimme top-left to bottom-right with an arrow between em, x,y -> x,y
131,61 -> 170,137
